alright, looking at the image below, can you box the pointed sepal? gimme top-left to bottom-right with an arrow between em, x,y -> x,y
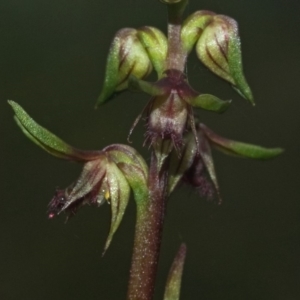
200,124 -> 284,159
163,243 -> 187,300
188,93 -> 231,113
8,100 -> 98,161
96,28 -> 152,107
103,161 -> 131,254
168,132 -> 197,194
197,129 -> 221,202
195,15 -> 254,104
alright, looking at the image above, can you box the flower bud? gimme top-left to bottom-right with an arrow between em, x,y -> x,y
195,15 -> 254,103
181,10 -> 216,53
96,28 -> 152,107
137,26 -> 168,78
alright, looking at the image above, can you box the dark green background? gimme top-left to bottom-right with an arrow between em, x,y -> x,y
1,0 -> 299,299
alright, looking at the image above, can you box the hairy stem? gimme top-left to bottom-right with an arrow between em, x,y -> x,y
127,152 -> 168,300
166,0 -> 188,71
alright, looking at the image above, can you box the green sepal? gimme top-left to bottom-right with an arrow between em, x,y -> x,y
188,94 -> 231,113
96,28 -> 152,107
168,132 -> 197,194
163,243 -> 187,300
104,144 -> 148,180
117,163 -> 149,206
8,100 -> 97,161
137,26 -> 168,78
105,144 -> 149,205
201,124 -> 284,159
181,10 -> 215,53
103,162 -> 131,254
154,138 -> 174,174
128,75 -> 164,96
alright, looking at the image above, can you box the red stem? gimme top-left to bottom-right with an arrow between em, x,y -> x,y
126,153 -> 168,300
166,0 -> 188,72
127,2 -> 188,299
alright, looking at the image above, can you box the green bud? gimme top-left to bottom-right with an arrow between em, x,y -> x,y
195,15 -> 254,104
96,28 -> 152,107
137,26 -> 168,78
181,10 -> 215,53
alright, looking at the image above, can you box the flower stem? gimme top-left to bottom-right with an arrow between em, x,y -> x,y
166,0 -> 188,72
127,152 -> 168,300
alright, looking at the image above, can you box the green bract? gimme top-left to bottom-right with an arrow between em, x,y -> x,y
163,244 -> 187,300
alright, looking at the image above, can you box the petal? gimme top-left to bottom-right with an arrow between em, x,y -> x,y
103,162 -> 130,254
8,101 -> 99,161
198,129 -> 221,201
63,158 -> 107,210
168,132 -> 198,194
200,124 -> 284,159
163,243 -> 187,300
188,93 -> 231,113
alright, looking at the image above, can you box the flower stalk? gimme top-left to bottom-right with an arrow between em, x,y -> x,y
8,0 -> 283,299
127,152 -> 168,300
165,0 -> 188,71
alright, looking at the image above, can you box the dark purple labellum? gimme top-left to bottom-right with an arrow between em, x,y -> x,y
184,156 -> 214,200
47,189 -> 67,219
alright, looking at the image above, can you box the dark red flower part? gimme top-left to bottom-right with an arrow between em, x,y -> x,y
144,69 -> 197,151
183,156 -> 215,200
128,69 -> 230,157
47,189 -> 67,219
